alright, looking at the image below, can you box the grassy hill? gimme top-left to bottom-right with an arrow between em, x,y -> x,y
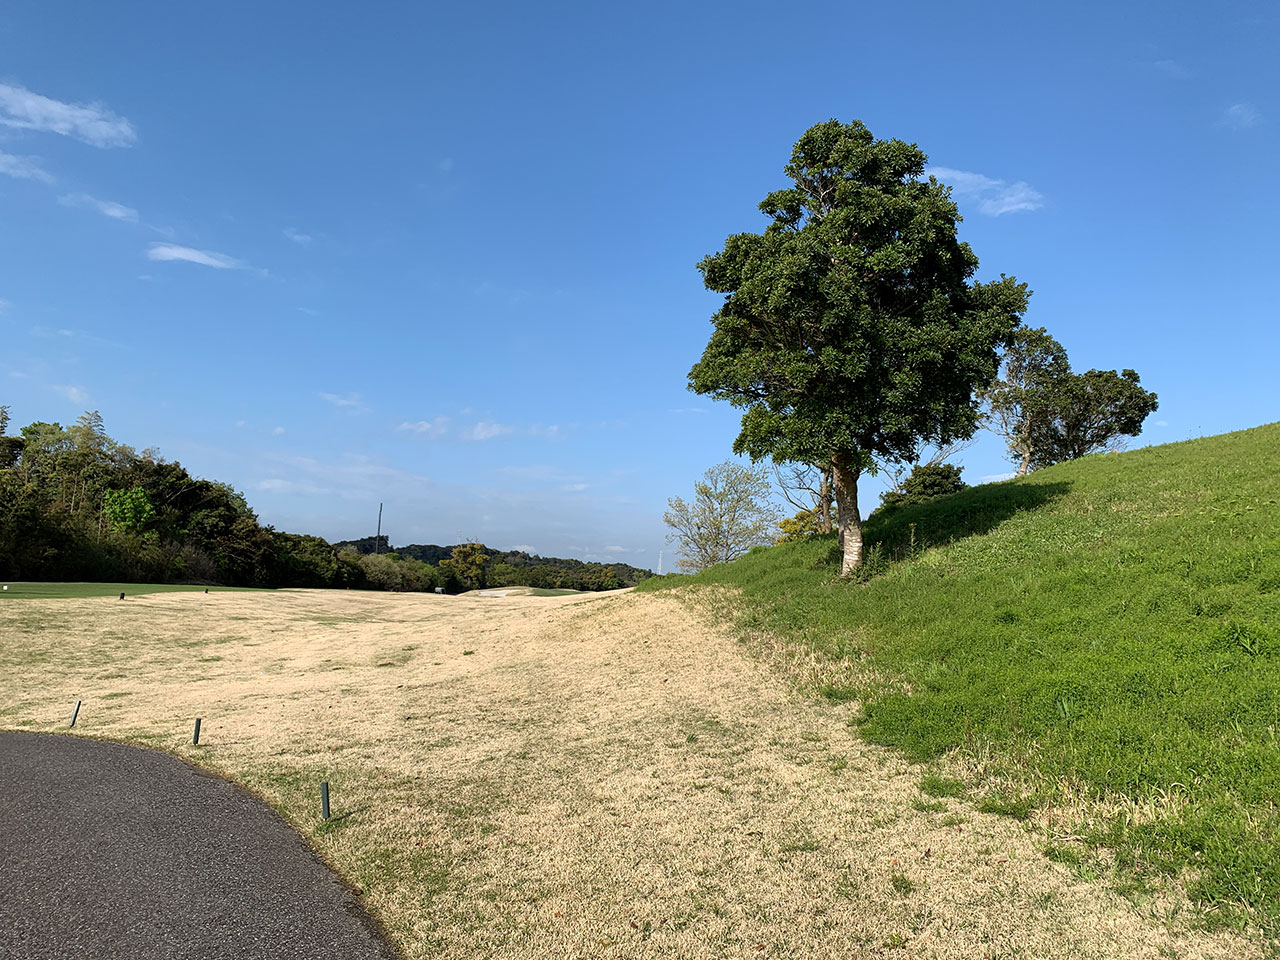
641,423 -> 1280,932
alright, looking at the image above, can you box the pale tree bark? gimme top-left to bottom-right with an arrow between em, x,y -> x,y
818,467 -> 833,534
831,453 -> 863,576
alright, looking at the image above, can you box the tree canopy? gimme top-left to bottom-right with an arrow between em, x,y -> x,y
689,119 -> 1028,573
1029,368 -> 1158,467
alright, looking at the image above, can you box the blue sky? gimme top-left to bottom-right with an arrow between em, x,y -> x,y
2,2 -> 1276,567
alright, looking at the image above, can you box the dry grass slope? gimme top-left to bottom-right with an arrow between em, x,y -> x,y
0,588 -> 1261,959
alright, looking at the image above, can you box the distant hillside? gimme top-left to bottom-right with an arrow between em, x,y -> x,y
641,422 -> 1280,931
333,537 -> 654,591
0,405 -> 650,595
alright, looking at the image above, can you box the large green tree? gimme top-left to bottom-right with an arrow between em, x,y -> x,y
689,120 -> 1028,574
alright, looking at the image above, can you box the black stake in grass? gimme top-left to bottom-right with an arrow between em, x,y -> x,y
320,781 -> 331,820
69,700 -> 81,727
193,717 -> 202,745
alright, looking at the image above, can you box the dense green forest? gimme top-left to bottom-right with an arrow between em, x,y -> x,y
0,407 -> 651,592
334,536 -> 653,591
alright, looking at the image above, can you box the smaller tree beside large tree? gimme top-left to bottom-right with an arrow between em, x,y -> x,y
1028,368 -> 1158,468
980,326 -> 1070,476
664,461 -> 780,572
982,327 -> 1158,472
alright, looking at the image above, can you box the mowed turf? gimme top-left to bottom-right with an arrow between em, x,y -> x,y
0,589 -> 1259,959
641,422 -> 1280,933
0,582 -> 259,600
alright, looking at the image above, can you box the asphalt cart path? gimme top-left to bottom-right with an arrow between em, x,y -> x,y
0,732 -> 397,960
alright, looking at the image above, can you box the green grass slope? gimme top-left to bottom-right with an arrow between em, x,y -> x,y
641,423 -> 1280,931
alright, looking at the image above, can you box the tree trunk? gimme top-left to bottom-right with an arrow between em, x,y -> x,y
818,466 -> 834,534
831,453 -> 863,576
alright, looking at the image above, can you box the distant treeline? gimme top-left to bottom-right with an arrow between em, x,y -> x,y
0,407 -> 651,592
334,536 -> 654,591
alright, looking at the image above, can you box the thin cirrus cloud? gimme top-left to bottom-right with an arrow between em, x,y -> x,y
0,83 -> 136,148
470,421 -> 514,441
320,392 -> 369,411
58,192 -> 138,222
927,166 -> 1044,216
398,418 -> 559,441
283,227 -> 312,245
1223,103 -> 1262,130
0,150 -> 53,182
397,416 -> 450,438
146,243 -> 253,271
53,384 -> 90,404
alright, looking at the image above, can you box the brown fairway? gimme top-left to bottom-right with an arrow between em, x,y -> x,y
0,588 -> 1261,959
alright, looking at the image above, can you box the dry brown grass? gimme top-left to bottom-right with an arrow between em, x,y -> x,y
0,588 -> 1261,959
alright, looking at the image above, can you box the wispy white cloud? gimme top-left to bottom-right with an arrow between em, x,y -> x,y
146,243 -> 253,271
0,150 -> 53,182
928,166 -> 1044,216
1223,103 -> 1262,130
470,421 -> 513,441
53,384 -> 89,404
668,407 -> 709,415
283,227 -> 312,245
0,298 -> 8,314
0,83 -> 136,147
438,158 -> 454,173
1153,419 -> 1169,427
529,423 -> 561,439
561,482 -> 588,492
30,324 -> 118,347
253,477 -> 333,496
258,451 -> 436,504
509,544 -> 535,553
979,471 -> 1017,483
397,416 -> 450,438
272,426 -> 286,436
1152,59 -> 1189,79
320,392 -> 369,412
58,192 -> 138,222
499,465 -> 573,482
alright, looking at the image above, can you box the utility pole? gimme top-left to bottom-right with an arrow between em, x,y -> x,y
658,550 -> 663,575
375,502 -> 383,555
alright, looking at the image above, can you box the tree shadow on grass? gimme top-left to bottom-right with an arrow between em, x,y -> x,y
821,478 -> 1074,570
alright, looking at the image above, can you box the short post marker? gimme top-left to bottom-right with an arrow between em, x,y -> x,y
320,781 -> 331,820
69,700 -> 82,728
193,717 -> 202,745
